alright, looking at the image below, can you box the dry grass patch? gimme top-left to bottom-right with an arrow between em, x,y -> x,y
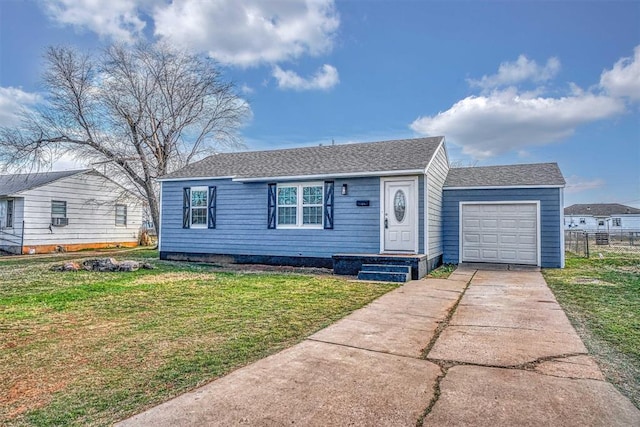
0,251 -> 398,425
543,252 -> 640,408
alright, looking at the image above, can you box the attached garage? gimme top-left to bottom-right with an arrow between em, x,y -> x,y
442,163 -> 565,268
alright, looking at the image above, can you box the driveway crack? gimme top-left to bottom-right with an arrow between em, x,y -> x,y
415,272 -> 476,426
420,273 -> 475,359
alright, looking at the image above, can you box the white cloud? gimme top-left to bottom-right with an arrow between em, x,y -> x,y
468,55 -> 561,90
411,50 -> 639,160
600,45 -> 640,101
43,0 -> 147,43
153,0 -> 339,67
564,175 -> 606,194
410,88 -> 624,159
273,64 -> 339,91
240,84 -> 255,95
0,87 -> 42,126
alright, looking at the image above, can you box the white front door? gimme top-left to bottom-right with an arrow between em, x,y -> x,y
383,179 -> 416,252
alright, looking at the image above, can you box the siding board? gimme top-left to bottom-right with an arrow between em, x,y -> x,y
161,177 -> 382,258
426,145 -> 449,257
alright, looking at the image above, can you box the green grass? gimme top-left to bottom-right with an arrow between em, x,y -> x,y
426,263 -> 456,279
542,252 -> 640,408
0,250 -> 398,425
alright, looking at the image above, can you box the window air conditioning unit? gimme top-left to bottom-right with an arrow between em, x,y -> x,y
51,217 -> 69,226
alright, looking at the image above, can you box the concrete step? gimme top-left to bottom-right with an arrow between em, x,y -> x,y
361,264 -> 411,274
357,271 -> 410,282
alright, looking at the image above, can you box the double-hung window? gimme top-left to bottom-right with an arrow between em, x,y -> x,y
182,186 -> 216,229
612,218 -> 621,227
115,204 -> 127,226
190,186 -> 208,228
6,199 -> 13,228
277,183 -> 323,228
51,200 -> 68,226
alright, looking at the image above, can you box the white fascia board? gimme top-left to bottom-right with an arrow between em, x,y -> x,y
423,138 -> 446,175
444,184 -> 564,190
157,176 -> 236,182
232,169 -> 425,183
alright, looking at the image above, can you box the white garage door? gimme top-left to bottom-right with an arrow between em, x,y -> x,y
461,203 -> 538,265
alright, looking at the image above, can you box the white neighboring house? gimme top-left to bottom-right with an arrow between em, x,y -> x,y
0,169 -> 143,254
564,203 -> 640,232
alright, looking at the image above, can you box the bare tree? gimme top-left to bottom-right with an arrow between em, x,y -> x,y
0,43 -> 249,233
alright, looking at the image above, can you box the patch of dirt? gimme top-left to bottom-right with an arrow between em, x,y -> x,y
573,277 -> 617,286
132,272 -> 217,285
1,377 -> 68,418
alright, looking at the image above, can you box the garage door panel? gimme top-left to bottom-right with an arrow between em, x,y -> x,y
461,203 -> 538,265
480,249 -> 498,260
464,233 -> 480,243
519,235 -> 536,245
481,234 -> 498,244
500,234 -> 517,244
519,219 -> 536,229
499,250 -> 518,261
481,219 -> 498,228
463,248 -> 481,259
515,252 -> 537,264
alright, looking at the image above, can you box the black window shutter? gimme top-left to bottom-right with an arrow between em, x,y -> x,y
182,187 -> 191,228
267,183 -> 277,229
324,181 -> 334,230
208,186 -> 217,229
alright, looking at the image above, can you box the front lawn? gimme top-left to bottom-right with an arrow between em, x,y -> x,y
543,252 -> 640,408
0,250 -> 398,425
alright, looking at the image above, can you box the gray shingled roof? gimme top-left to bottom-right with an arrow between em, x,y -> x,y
444,163 -> 565,188
0,169 -> 90,197
161,137 -> 444,180
564,203 -> 640,216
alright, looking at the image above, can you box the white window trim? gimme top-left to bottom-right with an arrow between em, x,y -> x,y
190,186 -> 208,229
115,204 -> 127,226
276,182 -> 324,229
5,199 -> 14,229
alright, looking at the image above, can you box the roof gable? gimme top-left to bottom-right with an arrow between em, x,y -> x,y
564,203 -> 640,216
0,169 -> 91,197
161,137 -> 444,181
444,163 -> 565,188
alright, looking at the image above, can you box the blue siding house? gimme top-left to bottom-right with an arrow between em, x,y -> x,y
159,138 -> 566,278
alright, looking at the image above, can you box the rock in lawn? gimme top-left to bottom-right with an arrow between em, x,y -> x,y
50,261 -> 80,271
52,258 -> 154,272
82,258 -> 120,272
118,261 -> 140,272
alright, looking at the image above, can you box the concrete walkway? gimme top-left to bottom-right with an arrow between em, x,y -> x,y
118,268 -> 640,426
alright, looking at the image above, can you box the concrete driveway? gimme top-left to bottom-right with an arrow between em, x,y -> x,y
118,267 -> 640,426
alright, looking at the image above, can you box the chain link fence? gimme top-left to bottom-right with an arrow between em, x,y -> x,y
565,230 -> 640,258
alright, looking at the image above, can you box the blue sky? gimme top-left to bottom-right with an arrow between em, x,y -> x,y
0,0 -> 638,207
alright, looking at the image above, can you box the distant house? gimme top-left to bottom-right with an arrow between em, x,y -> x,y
157,137 -> 566,279
564,203 -> 640,232
0,169 -> 143,254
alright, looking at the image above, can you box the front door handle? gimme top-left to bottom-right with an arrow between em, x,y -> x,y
384,214 -> 388,229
